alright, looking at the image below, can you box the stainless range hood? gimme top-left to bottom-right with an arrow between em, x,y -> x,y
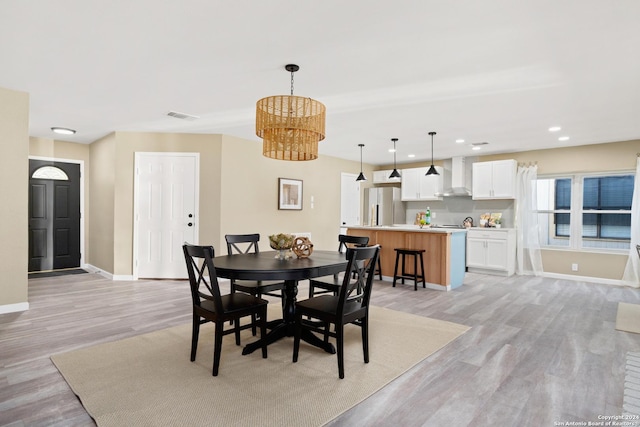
435,156 -> 476,197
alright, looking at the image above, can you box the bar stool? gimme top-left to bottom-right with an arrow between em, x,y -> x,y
392,248 -> 426,291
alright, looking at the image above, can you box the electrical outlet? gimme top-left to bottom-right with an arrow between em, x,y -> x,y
571,263 -> 578,272
431,212 -> 436,219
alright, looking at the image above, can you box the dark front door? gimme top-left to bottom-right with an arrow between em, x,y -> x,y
28,160 -> 81,272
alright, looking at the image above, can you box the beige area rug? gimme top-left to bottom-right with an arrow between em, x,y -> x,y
617,303 -> 640,334
52,305 -> 469,427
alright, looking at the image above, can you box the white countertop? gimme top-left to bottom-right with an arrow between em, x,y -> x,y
347,225 -> 468,234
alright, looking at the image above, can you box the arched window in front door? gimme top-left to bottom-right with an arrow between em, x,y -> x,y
31,166 -> 69,180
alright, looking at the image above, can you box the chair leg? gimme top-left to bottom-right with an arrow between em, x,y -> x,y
337,324 -> 345,379
376,256 -> 382,280
323,321 -> 331,343
212,321 -> 224,376
260,307 -> 268,359
292,313 -> 301,363
413,253 -> 418,291
308,283 -> 315,298
190,315 -> 200,361
361,316 -> 369,364
420,253 -> 426,288
229,283 -> 236,326
392,251 -> 400,287
234,316 -> 241,346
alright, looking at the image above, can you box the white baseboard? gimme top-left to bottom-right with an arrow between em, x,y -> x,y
0,302 -> 29,314
542,272 -> 623,286
380,275 -> 451,291
83,264 -> 131,280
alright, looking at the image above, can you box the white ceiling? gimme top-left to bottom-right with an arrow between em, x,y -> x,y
2,0 -> 639,166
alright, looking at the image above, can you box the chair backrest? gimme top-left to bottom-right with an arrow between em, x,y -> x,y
337,245 -> 380,316
183,244 -> 223,313
337,234 -> 369,253
225,233 -> 261,255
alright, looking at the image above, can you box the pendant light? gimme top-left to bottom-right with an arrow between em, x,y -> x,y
256,64 -> 326,161
356,143 -> 367,181
389,138 -> 401,179
425,131 -> 440,176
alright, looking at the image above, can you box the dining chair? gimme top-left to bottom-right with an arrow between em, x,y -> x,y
308,234 -> 370,298
182,243 -> 268,376
225,233 -> 286,334
293,245 -> 380,379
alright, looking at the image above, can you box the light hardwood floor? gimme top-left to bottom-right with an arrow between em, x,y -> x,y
2,272 -> 640,426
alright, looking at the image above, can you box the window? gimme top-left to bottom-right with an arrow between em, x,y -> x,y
32,166 -> 69,180
536,173 -> 634,251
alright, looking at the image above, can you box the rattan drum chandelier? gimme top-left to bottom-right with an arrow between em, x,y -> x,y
256,64 -> 326,161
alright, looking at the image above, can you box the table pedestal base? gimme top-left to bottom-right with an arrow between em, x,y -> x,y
241,322 -> 335,355
242,279 -> 336,355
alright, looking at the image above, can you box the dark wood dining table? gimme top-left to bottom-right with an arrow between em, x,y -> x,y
213,250 -> 348,355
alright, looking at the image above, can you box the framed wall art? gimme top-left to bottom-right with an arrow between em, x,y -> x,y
278,178 -> 303,210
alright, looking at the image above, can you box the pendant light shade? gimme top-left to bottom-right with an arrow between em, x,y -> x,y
426,131 -> 440,176
256,64 -> 326,161
389,138 -> 401,179
356,143 -> 367,181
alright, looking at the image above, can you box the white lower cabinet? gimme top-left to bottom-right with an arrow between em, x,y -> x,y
466,228 -> 516,276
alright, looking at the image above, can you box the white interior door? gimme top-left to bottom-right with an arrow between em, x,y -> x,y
134,153 -> 199,279
340,173 -> 361,229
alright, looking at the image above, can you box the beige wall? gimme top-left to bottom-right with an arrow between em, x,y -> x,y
89,133 -> 117,273
95,132 -> 363,275
218,134 -> 366,253
109,132 -> 223,275
0,86 -> 29,309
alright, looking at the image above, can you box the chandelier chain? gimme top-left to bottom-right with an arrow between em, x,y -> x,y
290,70 -> 295,96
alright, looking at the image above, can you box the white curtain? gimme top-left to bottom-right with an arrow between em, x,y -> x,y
622,157 -> 640,288
515,165 -> 544,276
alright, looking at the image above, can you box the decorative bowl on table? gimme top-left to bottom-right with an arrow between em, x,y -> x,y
269,233 -> 295,260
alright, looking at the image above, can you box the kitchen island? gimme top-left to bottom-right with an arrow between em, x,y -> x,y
346,225 -> 467,290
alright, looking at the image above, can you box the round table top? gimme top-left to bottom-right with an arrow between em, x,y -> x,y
212,250 -> 348,281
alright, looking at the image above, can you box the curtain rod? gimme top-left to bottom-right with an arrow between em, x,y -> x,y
518,161 -> 538,167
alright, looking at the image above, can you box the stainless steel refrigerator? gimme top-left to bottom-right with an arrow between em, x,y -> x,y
364,187 -> 406,226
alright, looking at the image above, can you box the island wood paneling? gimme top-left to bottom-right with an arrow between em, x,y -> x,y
346,228 -> 453,288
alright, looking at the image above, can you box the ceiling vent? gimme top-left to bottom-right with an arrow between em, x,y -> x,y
167,111 -> 200,121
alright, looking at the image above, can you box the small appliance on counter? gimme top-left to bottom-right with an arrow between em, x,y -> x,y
463,217 -> 474,228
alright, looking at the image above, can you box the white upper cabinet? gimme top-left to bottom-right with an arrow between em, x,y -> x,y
373,170 -> 402,184
401,166 -> 443,201
472,159 -> 517,200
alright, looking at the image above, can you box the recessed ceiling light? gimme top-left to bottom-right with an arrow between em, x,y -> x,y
407,154 -> 415,158
388,148 -> 396,153
455,139 -> 465,143
549,126 -> 561,132
51,127 -> 76,135
558,136 -> 570,141
472,146 -> 481,151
